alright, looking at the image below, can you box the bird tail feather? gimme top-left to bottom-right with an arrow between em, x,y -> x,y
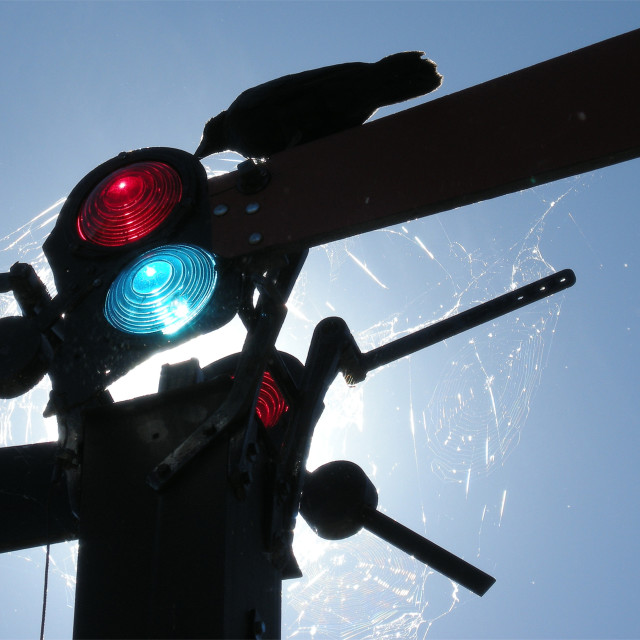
374,51 -> 442,106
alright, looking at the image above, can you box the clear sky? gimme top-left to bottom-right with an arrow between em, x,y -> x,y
0,2 -> 639,638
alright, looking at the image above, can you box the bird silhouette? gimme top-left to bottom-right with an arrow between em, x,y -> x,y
194,51 -> 442,160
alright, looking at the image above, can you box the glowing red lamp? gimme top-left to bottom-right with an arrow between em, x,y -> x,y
255,371 -> 289,428
77,161 -> 182,247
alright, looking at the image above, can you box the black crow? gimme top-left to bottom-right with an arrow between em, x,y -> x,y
195,51 -> 442,159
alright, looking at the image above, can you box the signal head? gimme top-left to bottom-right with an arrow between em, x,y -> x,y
42,148 -> 245,408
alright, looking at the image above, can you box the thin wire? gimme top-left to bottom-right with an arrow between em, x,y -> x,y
40,456 -> 61,640
40,541 -> 51,640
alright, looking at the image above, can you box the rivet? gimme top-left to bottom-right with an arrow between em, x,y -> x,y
248,232 -> 263,245
213,204 -> 229,216
245,202 -> 260,215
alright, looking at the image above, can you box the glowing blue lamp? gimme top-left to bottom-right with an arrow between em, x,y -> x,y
104,244 -> 218,336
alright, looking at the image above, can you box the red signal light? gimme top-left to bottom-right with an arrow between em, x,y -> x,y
256,371 -> 289,428
77,161 -> 182,247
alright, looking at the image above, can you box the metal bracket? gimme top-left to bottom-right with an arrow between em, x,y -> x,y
0,262 -> 51,318
146,252 -> 308,491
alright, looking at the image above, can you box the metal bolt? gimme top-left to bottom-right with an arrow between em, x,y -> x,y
248,232 -> 263,245
213,204 -> 228,216
156,463 -> 171,479
245,202 -> 260,214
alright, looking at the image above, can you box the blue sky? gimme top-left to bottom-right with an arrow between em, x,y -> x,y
1,2 -> 639,638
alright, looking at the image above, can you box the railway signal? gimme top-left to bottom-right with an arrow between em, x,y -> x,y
1,28 -> 638,639
40,147 -> 245,410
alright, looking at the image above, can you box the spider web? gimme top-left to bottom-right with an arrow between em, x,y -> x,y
0,166 -> 578,638
278,181 -> 577,638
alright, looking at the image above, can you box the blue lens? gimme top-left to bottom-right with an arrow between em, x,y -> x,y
104,244 -> 218,336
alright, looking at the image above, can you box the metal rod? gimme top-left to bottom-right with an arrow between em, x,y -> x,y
362,507 -> 495,596
360,269 -> 575,374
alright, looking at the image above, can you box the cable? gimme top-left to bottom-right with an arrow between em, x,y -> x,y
40,452 -> 63,640
40,541 -> 51,640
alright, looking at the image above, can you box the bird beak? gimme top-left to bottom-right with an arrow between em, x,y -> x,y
194,138 -> 207,159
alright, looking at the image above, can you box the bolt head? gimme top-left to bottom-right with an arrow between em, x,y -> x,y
156,463 -> 171,479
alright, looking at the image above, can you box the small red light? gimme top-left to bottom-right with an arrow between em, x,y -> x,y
77,161 -> 182,247
256,371 -> 288,428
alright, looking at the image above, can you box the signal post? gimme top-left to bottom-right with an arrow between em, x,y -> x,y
73,371 -> 284,639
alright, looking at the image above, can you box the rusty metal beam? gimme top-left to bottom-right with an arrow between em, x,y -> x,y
206,28 -> 640,259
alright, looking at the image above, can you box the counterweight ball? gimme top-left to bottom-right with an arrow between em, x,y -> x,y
300,460 -> 378,540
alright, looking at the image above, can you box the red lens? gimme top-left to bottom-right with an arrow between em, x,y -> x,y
256,371 -> 288,428
77,161 -> 182,247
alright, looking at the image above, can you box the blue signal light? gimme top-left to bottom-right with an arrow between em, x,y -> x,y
104,244 -> 218,336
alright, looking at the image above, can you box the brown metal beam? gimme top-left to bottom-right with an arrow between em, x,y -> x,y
206,28 -> 640,259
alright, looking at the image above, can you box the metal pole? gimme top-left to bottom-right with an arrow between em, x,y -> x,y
72,376 -> 283,639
